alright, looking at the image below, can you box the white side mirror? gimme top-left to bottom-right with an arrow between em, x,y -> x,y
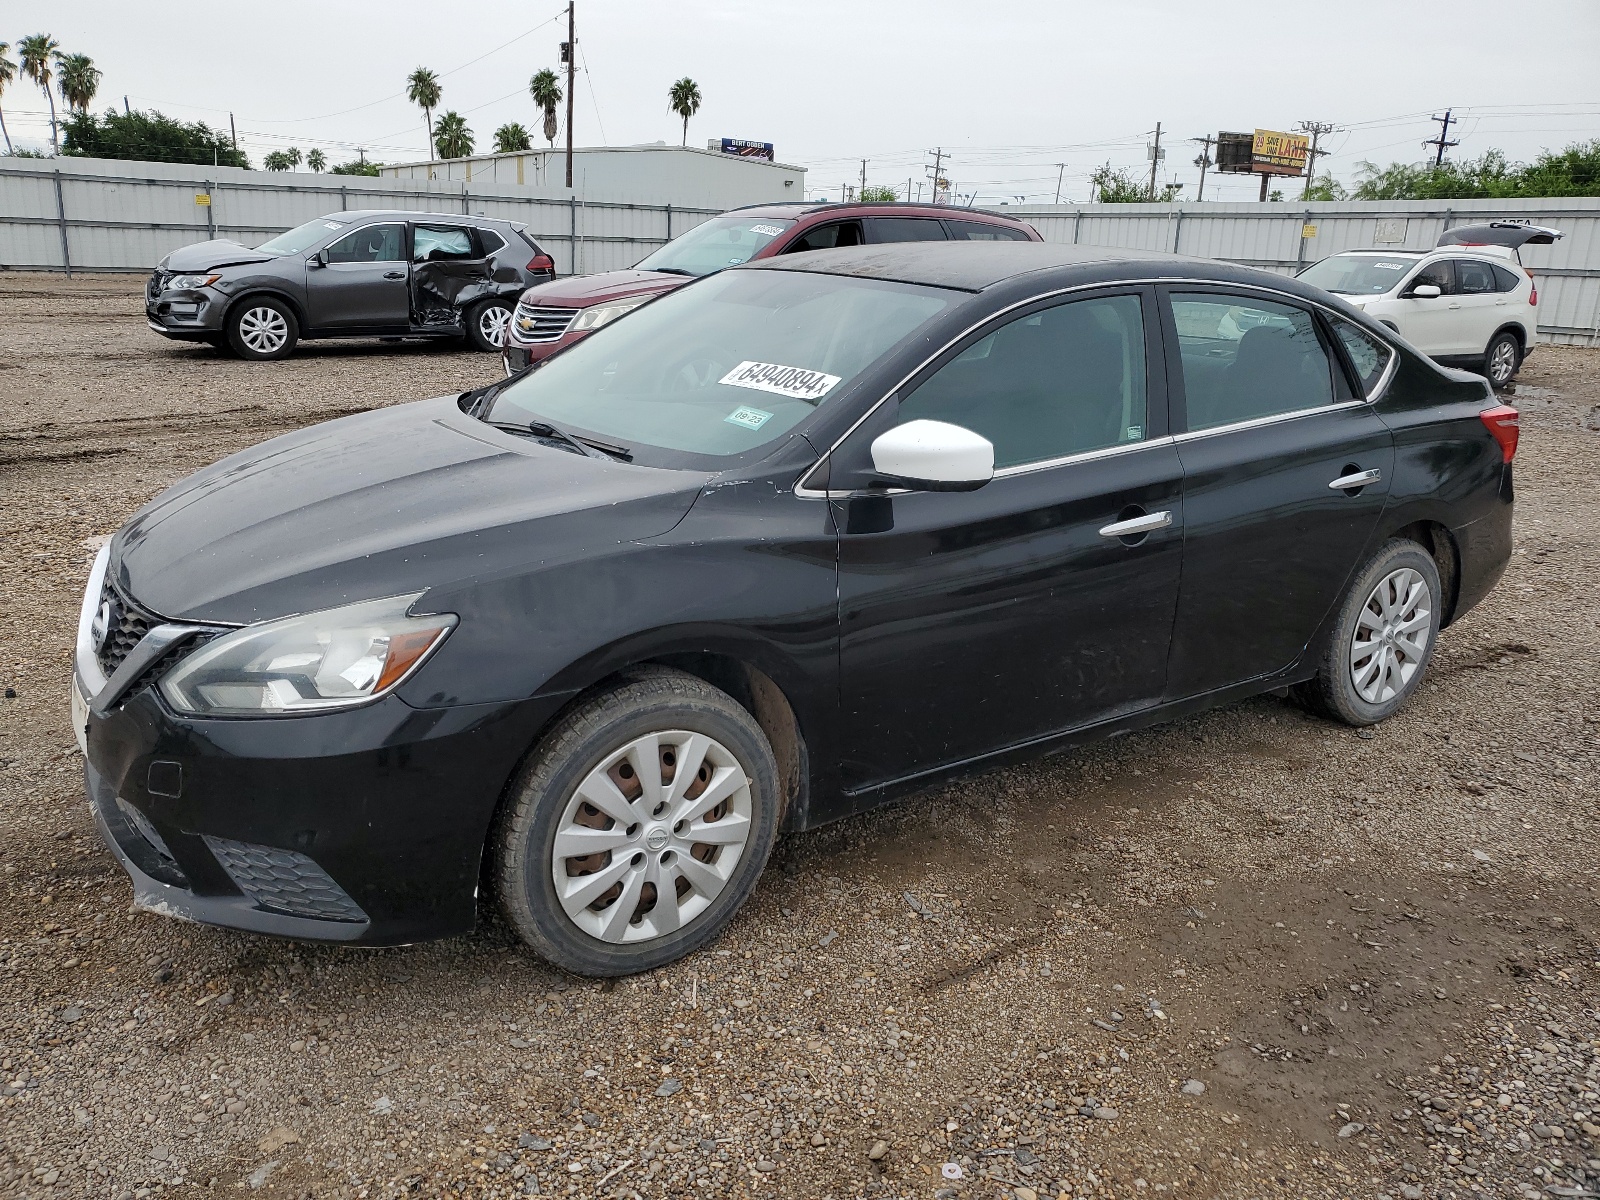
869,419 -> 994,492
1410,283 -> 1442,299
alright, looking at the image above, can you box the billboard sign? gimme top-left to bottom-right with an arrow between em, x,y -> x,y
719,138 -> 775,162
1215,131 -> 1255,174
1250,129 -> 1309,177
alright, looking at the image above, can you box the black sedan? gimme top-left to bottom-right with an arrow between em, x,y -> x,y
76,242 -> 1516,975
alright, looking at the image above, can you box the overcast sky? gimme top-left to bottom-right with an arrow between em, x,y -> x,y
5,0 -> 1598,204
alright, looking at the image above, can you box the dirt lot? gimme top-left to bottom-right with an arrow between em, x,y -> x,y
1,273 -> 1598,1200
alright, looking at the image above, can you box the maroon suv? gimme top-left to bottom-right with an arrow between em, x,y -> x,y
501,202 -> 1042,373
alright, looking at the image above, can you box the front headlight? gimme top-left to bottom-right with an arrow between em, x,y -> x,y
571,297 -> 650,332
160,594 -> 455,717
167,273 -> 222,290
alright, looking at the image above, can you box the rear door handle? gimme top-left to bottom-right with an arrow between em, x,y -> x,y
1328,468 -> 1382,490
1448,302 -> 1461,309
1098,510 -> 1172,539
384,271 -> 406,280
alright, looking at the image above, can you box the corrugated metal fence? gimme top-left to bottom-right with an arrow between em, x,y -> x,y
1011,196 -> 1600,346
0,157 -> 720,278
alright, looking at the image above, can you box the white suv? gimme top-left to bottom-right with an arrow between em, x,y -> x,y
1298,223 -> 1561,388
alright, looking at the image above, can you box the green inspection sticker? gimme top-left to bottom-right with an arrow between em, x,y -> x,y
724,405 -> 773,430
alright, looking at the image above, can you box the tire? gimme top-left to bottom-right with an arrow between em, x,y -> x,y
226,297 -> 298,360
493,668 -> 781,976
467,299 -> 514,352
1296,539 -> 1443,726
1484,330 -> 1521,389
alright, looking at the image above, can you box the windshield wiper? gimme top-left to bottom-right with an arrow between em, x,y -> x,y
486,419 -> 631,462
646,266 -> 695,276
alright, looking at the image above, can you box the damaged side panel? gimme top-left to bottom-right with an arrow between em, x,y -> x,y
412,259 -> 501,328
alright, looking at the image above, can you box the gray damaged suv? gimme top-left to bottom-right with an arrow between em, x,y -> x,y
145,210 -> 556,360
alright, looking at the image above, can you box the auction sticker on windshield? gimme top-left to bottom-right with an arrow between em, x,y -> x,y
724,406 -> 773,430
749,224 -> 785,237
719,360 -> 842,403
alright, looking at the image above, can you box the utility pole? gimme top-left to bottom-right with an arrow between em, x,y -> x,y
1296,120 -> 1336,198
925,147 -> 946,205
358,147 -> 367,167
563,1 -> 576,189
1147,122 -> 1163,199
229,113 -> 237,153
1053,162 -> 1065,205
1424,109 -> 1458,166
859,159 -> 867,199
123,96 -> 130,115
1190,135 -> 1215,201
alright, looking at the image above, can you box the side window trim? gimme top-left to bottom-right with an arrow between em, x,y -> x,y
1157,283 -> 1356,438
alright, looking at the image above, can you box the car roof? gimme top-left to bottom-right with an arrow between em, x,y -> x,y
744,240 -> 1296,294
323,209 -> 506,225
724,201 -> 1031,224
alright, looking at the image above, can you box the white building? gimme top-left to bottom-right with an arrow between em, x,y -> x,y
380,143 -> 805,210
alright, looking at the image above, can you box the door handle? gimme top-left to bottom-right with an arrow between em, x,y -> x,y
1098,510 -> 1172,539
1328,468 -> 1382,491
1448,302 -> 1461,310
383,271 -> 406,280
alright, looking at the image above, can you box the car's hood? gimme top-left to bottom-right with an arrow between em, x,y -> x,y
516,270 -> 688,308
160,239 -> 277,272
112,396 -> 709,625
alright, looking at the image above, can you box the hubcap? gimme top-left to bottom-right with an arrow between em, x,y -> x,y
480,305 -> 512,348
1489,340 -> 1516,383
1349,567 -> 1433,705
551,730 -> 753,945
238,307 -> 288,354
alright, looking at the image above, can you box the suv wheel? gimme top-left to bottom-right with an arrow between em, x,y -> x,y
226,298 -> 298,360
1295,539 -> 1442,726
1484,331 -> 1521,389
468,300 -> 514,352
494,668 -> 781,976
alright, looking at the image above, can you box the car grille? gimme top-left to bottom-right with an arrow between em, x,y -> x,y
93,578 -> 214,697
146,270 -> 170,302
203,836 -> 369,923
512,304 -> 579,343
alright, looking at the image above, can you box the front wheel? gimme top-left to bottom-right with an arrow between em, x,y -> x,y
226,298 -> 298,360
1484,331 -> 1521,389
1296,539 -> 1443,726
468,299 -> 514,352
493,668 -> 781,976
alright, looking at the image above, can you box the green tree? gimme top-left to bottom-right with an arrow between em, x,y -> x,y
494,122 -> 531,153
432,111 -> 473,159
263,150 -> 290,171
306,148 -> 326,172
1302,173 -> 1347,201
529,68 -> 562,147
17,34 -> 61,153
859,184 -> 899,202
668,77 -> 701,148
331,158 -> 381,176
61,108 -> 247,167
1515,140 -> 1600,197
55,51 -> 99,112
0,43 -> 15,154
406,67 -> 441,160
284,146 -> 302,171
1089,163 -> 1182,202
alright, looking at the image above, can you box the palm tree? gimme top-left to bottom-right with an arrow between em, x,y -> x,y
263,151 -> 290,172
306,148 -> 326,172
0,44 -> 15,154
285,146 -> 302,171
55,51 -> 100,113
529,68 -> 562,147
17,34 -> 60,153
406,67 -> 441,160
432,111 -> 473,160
667,77 -> 701,148
494,122 -> 531,154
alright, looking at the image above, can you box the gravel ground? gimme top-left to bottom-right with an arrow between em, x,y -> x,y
2,274 -> 1599,1200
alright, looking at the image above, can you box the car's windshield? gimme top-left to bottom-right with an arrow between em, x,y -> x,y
634,216 -> 796,277
1298,254 -> 1420,295
485,269 -> 951,462
256,218 -> 347,256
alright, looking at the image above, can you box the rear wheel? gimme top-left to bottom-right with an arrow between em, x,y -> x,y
494,668 -> 780,976
1484,331 -> 1521,389
468,299 -> 514,352
226,298 -> 298,360
1296,539 -> 1442,726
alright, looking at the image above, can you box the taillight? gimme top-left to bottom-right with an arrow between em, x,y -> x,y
1527,273 -> 1537,306
1480,404 -> 1519,462
528,253 -> 555,273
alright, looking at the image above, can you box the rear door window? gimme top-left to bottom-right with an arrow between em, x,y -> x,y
1169,293 -> 1335,431
413,225 -> 479,262
1456,259 -> 1497,295
864,217 -> 949,244
782,221 -> 865,253
945,220 -> 1031,241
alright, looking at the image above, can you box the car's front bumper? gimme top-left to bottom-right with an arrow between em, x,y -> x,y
80,678 -> 564,945
145,288 -> 226,339
501,329 -> 590,375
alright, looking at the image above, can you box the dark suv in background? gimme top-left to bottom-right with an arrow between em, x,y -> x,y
501,201 -> 1041,373
146,210 -> 556,360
